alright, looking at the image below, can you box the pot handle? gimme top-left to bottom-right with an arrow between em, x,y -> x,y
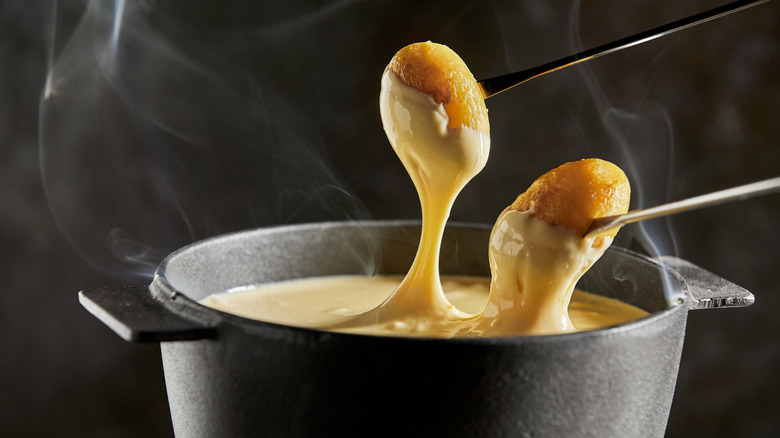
79,286 -> 217,343
659,256 -> 755,310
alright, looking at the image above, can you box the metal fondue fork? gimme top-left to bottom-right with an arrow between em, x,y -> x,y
585,176 -> 780,238
478,0 -> 772,98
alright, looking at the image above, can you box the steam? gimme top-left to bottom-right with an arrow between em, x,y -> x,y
487,1 -> 685,304
41,0 -> 690,304
40,0 -> 371,281
566,3 -> 682,303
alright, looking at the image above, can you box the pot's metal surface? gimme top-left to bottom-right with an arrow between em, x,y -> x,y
79,221 -> 754,438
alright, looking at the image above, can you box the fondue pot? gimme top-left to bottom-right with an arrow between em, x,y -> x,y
80,221 -> 753,437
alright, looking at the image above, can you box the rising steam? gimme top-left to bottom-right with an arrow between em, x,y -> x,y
41,0 -> 686,303
40,0 -> 372,281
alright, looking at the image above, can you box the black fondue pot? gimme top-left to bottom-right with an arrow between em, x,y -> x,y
80,221 -> 753,437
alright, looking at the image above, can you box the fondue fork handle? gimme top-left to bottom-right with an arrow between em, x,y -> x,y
478,0 -> 771,98
79,286 -> 217,342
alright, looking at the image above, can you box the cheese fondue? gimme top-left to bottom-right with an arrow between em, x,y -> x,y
202,275 -> 647,337
200,42 -> 647,338
474,157 -> 632,336
471,209 -> 606,335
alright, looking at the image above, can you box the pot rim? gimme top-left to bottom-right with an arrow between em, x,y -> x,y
149,220 -> 690,345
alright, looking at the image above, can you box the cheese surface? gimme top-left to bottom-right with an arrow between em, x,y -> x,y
201,274 -> 647,337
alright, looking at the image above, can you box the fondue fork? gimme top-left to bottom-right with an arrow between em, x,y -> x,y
585,176 -> 780,238
478,0 -> 772,98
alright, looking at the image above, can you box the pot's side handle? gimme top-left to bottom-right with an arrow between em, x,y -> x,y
659,256 -> 755,311
79,286 -> 217,343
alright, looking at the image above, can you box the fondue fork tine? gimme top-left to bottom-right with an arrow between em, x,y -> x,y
586,176 -> 780,238
478,0 -> 771,98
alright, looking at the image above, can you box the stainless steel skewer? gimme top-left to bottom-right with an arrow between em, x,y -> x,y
479,0 -> 772,98
585,176 -> 780,238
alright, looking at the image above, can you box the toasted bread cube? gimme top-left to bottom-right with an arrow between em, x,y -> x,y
511,159 -> 630,244
388,41 -> 489,134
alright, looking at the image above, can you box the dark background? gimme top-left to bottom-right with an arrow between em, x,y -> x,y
2,0 -> 778,436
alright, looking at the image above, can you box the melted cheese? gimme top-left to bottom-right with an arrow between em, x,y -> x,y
357,69 -> 488,326
472,208 -> 614,336
199,54 -> 646,338
201,275 -> 647,338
